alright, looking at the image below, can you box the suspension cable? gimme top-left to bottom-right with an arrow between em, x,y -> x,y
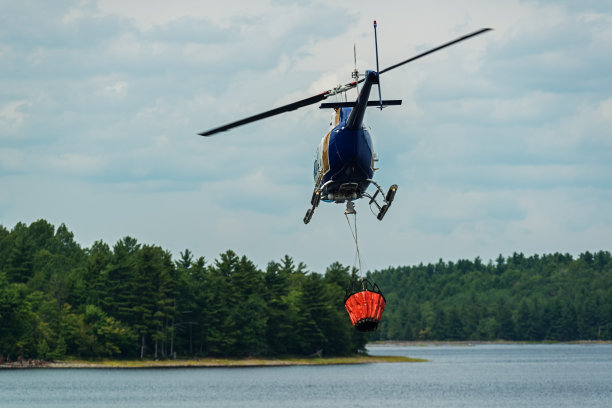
344,206 -> 363,278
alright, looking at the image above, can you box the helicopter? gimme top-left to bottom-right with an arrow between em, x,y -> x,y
200,22 -> 491,224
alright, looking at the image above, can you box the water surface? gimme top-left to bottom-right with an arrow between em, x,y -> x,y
1,344 -> 610,407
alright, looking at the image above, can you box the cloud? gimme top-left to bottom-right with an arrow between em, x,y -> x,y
103,80 -> 128,95
0,100 -> 31,134
1,0 -> 611,272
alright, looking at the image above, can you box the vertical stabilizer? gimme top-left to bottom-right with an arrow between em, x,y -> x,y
345,70 -> 378,130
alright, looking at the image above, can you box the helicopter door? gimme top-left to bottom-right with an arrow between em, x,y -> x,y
313,108 -> 339,185
314,144 -> 322,183
314,132 -> 329,185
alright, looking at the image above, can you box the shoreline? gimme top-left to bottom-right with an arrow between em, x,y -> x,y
4,341 -> 610,369
369,340 -> 612,347
0,355 -> 424,369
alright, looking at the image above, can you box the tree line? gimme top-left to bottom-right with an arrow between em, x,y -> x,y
369,252 -> 612,341
0,220 -> 368,360
1,220 -> 610,361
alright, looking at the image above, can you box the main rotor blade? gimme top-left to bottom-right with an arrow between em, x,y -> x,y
379,28 -> 492,75
199,28 -> 491,137
199,92 -> 330,136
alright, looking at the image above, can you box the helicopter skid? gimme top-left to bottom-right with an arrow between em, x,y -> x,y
365,181 -> 398,221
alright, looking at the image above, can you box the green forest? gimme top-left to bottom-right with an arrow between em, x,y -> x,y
1,220 -> 611,361
370,252 -> 612,342
0,220 -> 367,360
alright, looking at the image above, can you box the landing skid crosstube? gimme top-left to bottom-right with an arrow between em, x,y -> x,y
303,181 -> 397,224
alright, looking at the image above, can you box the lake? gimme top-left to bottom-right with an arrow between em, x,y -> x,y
1,344 -> 611,407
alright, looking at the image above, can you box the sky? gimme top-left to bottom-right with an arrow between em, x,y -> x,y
1,0 -> 611,273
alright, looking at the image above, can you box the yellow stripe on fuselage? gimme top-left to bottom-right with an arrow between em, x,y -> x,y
323,109 -> 341,176
322,131 -> 330,175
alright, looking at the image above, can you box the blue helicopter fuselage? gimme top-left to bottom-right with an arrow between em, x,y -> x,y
313,70 -> 381,202
314,107 -> 375,200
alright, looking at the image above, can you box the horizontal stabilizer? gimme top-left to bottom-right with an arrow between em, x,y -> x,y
319,100 -> 402,109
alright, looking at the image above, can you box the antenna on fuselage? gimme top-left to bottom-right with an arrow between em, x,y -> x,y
373,20 -> 383,110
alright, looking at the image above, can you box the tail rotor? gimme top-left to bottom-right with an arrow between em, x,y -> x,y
352,43 -> 361,96
373,20 -> 383,110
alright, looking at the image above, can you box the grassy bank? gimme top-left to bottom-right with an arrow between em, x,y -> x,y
1,355 -> 424,369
